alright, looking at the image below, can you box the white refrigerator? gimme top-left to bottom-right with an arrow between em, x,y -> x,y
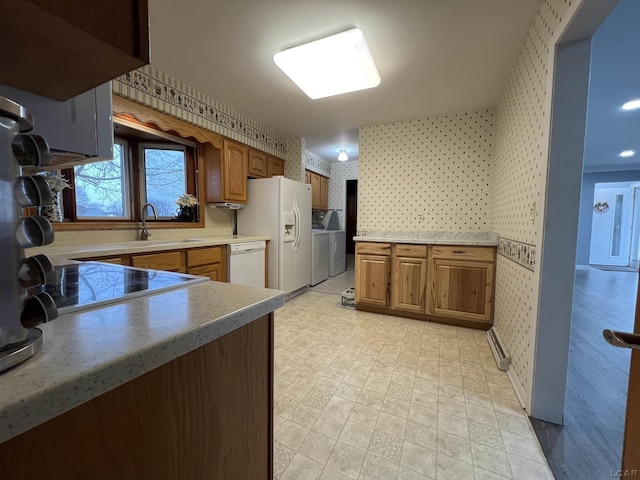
237,177 -> 312,297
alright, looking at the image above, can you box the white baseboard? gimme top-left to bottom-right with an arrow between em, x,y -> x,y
507,368 -> 531,413
575,264 -> 590,270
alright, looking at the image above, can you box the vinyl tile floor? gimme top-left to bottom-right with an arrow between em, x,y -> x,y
273,273 -> 555,480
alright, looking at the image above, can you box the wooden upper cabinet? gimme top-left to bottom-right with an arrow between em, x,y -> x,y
0,0 -> 150,100
268,156 -> 284,177
306,170 -> 329,211
204,140 -> 248,204
320,176 -> 329,210
248,148 -> 268,178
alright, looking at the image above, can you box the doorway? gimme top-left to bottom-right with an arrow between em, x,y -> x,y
345,179 -> 357,258
532,0 -> 640,477
589,183 -> 635,267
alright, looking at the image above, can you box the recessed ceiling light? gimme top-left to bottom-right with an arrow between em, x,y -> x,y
620,150 -> 635,157
622,99 -> 640,110
274,28 -> 380,100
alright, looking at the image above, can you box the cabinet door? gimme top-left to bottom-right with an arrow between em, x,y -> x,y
267,156 -> 284,177
305,170 -> 311,184
223,139 -> 248,203
248,148 -> 268,178
310,173 -> 321,210
427,259 -> 494,324
392,257 -> 426,313
355,254 -> 390,306
0,0 -> 149,101
320,176 -> 329,210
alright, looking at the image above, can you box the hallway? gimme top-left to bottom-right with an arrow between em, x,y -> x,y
531,268 -> 636,479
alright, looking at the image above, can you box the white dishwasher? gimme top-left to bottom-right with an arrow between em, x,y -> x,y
227,241 -> 266,288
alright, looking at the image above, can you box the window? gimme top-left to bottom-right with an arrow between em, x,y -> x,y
61,125 -> 199,226
74,140 -> 131,219
139,143 -> 187,218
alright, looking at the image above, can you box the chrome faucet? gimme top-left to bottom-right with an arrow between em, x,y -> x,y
140,203 -> 158,240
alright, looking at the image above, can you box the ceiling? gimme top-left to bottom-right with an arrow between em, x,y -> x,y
583,0 -> 640,172
148,0 -> 542,163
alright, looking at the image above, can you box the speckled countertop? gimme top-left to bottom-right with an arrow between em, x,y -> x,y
0,280 -> 285,444
354,231 -> 498,246
26,234 -> 270,260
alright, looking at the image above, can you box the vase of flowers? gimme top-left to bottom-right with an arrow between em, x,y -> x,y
39,172 -> 71,222
175,193 -> 199,222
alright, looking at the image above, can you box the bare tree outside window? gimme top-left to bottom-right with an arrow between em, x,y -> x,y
74,142 -> 129,218
143,147 -> 187,217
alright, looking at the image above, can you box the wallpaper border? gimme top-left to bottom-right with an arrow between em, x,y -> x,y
112,65 -> 287,155
497,237 -> 536,271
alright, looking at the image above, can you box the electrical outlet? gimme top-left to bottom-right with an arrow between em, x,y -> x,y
529,201 -> 536,222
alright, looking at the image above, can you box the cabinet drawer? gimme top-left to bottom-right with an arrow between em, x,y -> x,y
431,245 -> 495,261
188,264 -> 224,282
356,242 -> 391,256
187,246 -> 223,268
395,244 -> 427,258
132,251 -> 183,271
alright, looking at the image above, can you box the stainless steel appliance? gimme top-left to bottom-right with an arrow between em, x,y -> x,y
227,241 -> 266,288
237,177 -> 311,298
0,97 -> 58,374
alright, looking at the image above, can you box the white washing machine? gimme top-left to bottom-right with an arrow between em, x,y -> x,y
328,230 -> 346,276
311,231 -> 330,286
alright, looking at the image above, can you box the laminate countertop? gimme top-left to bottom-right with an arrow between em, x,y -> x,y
26,234 -> 270,260
0,279 -> 285,444
354,230 -> 498,246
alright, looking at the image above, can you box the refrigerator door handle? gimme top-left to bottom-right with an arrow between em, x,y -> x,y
292,202 -> 299,252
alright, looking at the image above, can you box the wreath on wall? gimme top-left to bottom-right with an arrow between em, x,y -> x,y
593,201 -> 609,214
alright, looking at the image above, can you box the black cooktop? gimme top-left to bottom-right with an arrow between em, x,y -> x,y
44,261 -> 208,315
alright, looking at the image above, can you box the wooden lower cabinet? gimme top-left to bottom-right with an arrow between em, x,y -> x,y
392,256 -> 427,313
355,254 -> 390,306
186,246 -> 226,282
355,242 -> 496,328
80,245 -> 227,282
131,250 -> 185,272
427,258 -> 494,325
0,314 -> 274,480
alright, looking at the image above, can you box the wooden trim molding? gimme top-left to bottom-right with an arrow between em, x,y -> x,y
112,95 -> 223,149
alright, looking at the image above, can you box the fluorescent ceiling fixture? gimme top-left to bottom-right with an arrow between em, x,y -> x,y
274,28 -> 380,99
338,149 -> 348,161
620,150 -> 635,157
622,99 -> 640,110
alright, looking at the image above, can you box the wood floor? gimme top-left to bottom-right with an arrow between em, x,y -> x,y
531,267 -> 636,480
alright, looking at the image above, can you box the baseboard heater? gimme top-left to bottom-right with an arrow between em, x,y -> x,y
487,327 -> 511,371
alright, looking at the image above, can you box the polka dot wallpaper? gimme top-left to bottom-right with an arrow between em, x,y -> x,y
285,138 -> 305,183
489,0 -> 574,407
358,111 -> 493,232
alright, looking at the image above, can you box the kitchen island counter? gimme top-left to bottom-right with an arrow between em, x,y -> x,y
0,279 -> 284,447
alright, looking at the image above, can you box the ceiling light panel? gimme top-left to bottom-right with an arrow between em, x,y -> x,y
622,99 -> 640,110
274,28 -> 380,100
620,150 -> 635,157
